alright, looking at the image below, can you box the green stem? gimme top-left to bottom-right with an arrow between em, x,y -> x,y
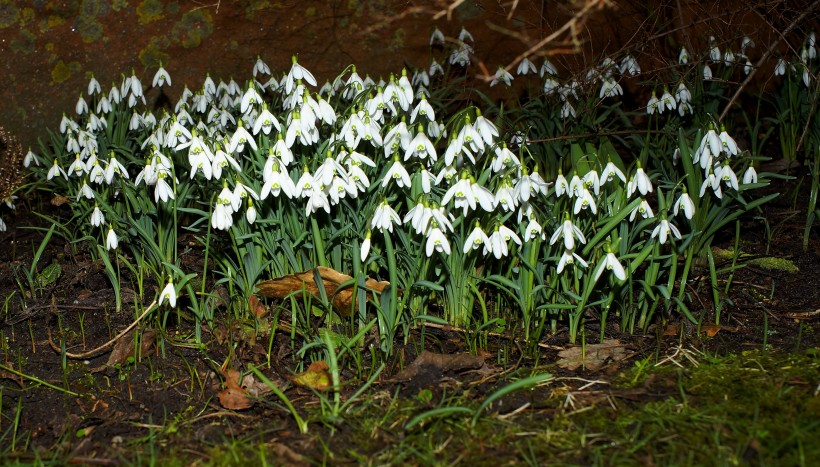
311,217 -> 327,267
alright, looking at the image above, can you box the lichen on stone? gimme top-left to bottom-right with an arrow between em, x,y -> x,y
0,0 -> 20,29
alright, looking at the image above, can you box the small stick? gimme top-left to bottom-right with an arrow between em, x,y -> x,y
47,301 -> 157,359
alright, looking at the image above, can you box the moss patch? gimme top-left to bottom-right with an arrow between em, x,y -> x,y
748,256 -> 799,273
137,0 -> 164,25
172,9 -> 213,48
0,0 -> 20,29
51,60 -> 73,84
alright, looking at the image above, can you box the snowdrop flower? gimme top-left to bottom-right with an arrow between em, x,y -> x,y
458,27 -> 474,43
425,223 -> 451,256
557,249 -> 588,274
524,217 -> 545,242
429,27 -> 445,46
360,230 -> 372,262
600,78 -> 623,98
723,49 -> 735,65
464,221 -> 490,254
159,279 -> 177,308
260,163 -> 296,199
660,88 -> 676,113
410,96 -> 435,123
540,59 -> 558,77
152,63 -> 171,87
703,64 -> 713,80
573,188 -> 597,215
593,245 -> 626,282
449,43 -> 473,66
212,145 -> 241,180
245,199 -> 257,224
76,94 -> 88,115
741,36 -> 755,54
105,226 -> 118,250
651,216 -> 682,244
285,55 -> 317,95
619,55 -> 640,75
252,104 -> 281,135
211,198 -> 234,231
517,57 -> 537,75
717,162 -> 739,190
742,166 -> 758,185
627,165 -> 653,197
227,120 -> 257,154
252,56 -> 271,77
154,171 -> 175,203
675,82 -> 691,105
629,198 -> 654,221
494,181 -> 517,211
104,153 -> 129,184
473,111 -> 499,146
554,171 -> 570,197
486,225 -> 522,259
679,47 -> 689,64
429,58 -> 444,77
646,92 -> 660,115
719,127 -> 738,156
560,101 -> 576,119
87,74 -> 101,95
23,148 -> 40,168
582,170 -> 600,196
550,214 -> 587,251
77,179 -> 94,200
543,77 -> 560,95
600,160 -> 626,185
490,66 -> 514,87
700,169 -> 722,199
382,158 -> 412,189
774,58 -> 788,76
90,204 -> 105,227
491,143 -> 520,173
709,37 -> 721,61
405,125 -> 437,161
674,190 -> 695,219
371,201 -> 401,233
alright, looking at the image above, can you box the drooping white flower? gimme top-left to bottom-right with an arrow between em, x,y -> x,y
629,198 -> 654,221
152,63 -> 172,88
557,249 -> 588,274
371,201 -> 401,233
550,215 -> 587,251
382,158 -> 412,188
425,224 -> 451,257
76,94 -> 88,115
593,246 -> 626,282
227,120 -> 257,154
405,125 -> 437,161
105,226 -> 118,250
627,165 -> 653,197
660,88 -> 676,112
679,47 -> 689,64
90,204 -> 105,227
703,64 -> 713,80
285,55 -> 317,95
463,221 -> 490,254
154,170 -> 175,203
651,217 -> 682,244
87,74 -> 101,95
718,128 -> 738,156
717,162 -> 739,190
573,188 -> 597,215
252,103 -> 281,135
490,66 -> 514,87
486,225 -> 522,259
742,166 -> 758,185
517,57 -> 537,75
646,92 -> 660,115
674,190 -> 695,219
429,27 -> 445,46
159,279 -> 177,308
252,56 -> 271,77
554,172 -> 570,197
600,160 -> 626,185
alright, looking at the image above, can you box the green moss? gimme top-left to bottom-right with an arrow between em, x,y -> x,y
138,39 -> 170,69
748,256 -> 799,273
137,0 -> 164,25
0,0 -> 20,29
305,6 -> 316,16
51,60 -> 73,84
76,15 -> 104,43
111,0 -> 129,11
10,29 -> 35,53
172,9 -> 213,48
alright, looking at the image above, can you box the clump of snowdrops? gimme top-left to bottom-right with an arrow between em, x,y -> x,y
26,26 -> 802,352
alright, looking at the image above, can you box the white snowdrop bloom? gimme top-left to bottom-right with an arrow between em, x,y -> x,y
743,59 -> 753,75
600,161 -> 626,185
304,185 -> 331,216
360,231 -> 372,262
252,56 -> 271,77
474,111 -> 499,147
104,153 -> 129,184
425,224 -> 451,257
261,164 -> 296,200
629,198 -> 654,221
627,166 -> 653,197
384,120 -> 411,158
719,128 -> 738,156
152,64 -> 172,87
23,148 -> 40,168
382,159 -> 412,188
543,77 -> 560,95
582,170 -> 600,196
159,280 -> 177,308
573,188 -> 597,215
429,27 -> 445,46
87,74 -> 101,95
60,114 -> 79,134
456,118 -> 483,155
67,154 -> 86,177
717,162 -> 739,190
153,171 -> 176,204
403,200 -> 431,234
314,153 -> 346,186
429,58 -> 444,77
294,169 -> 315,198
646,92 -> 660,115
435,165 -> 457,186
651,217 -> 682,245
403,126 -> 437,162
449,43 -> 473,66
486,225 -> 522,260
675,82 -> 691,104
316,96 -> 336,125
90,204 -> 105,227
703,64 -> 713,80
268,134 -> 293,167
619,55 -> 640,76
593,248 -> 626,282
494,182 -> 517,212
741,36 -> 755,54
523,217 -> 545,242
557,249 -> 588,274
96,94 -> 113,114
284,56 -> 317,95
679,47 -> 689,64
568,175 -> 584,198
600,78 -> 623,98
371,201 -> 401,233
517,57 -> 537,75
106,227 -> 118,250
742,166 -> 758,185
550,216 -> 587,251
709,37 -> 721,61
560,101 -> 576,119
660,88 -> 676,112
464,222 -> 490,254
76,94 -> 88,115
674,191 -> 695,219
723,49 -> 735,65
554,172 -> 570,197
491,143 -> 520,174
490,66 -> 514,87
410,96 -> 435,123
228,120 -> 257,154
540,59 -> 558,77
700,170 -> 722,199
211,198 -> 234,231
211,145 -> 241,180
442,176 -> 474,212
458,27 -> 474,43
252,104 -> 281,135
245,200 -> 257,224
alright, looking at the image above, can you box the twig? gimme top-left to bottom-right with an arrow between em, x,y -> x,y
47,300 -> 157,359
719,1 -> 819,122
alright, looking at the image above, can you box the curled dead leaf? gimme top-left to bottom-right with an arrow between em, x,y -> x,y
218,368 -> 253,410
558,339 -> 635,371
289,360 -> 331,391
256,266 -> 390,317
51,195 -> 70,206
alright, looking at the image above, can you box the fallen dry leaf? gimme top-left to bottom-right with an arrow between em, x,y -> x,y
558,339 -> 634,371
392,350 -> 485,382
289,360 -> 331,391
701,323 -> 739,337
218,368 -> 254,410
50,195 -> 70,206
256,266 -> 390,317
249,294 -> 268,318
91,328 -> 156,373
